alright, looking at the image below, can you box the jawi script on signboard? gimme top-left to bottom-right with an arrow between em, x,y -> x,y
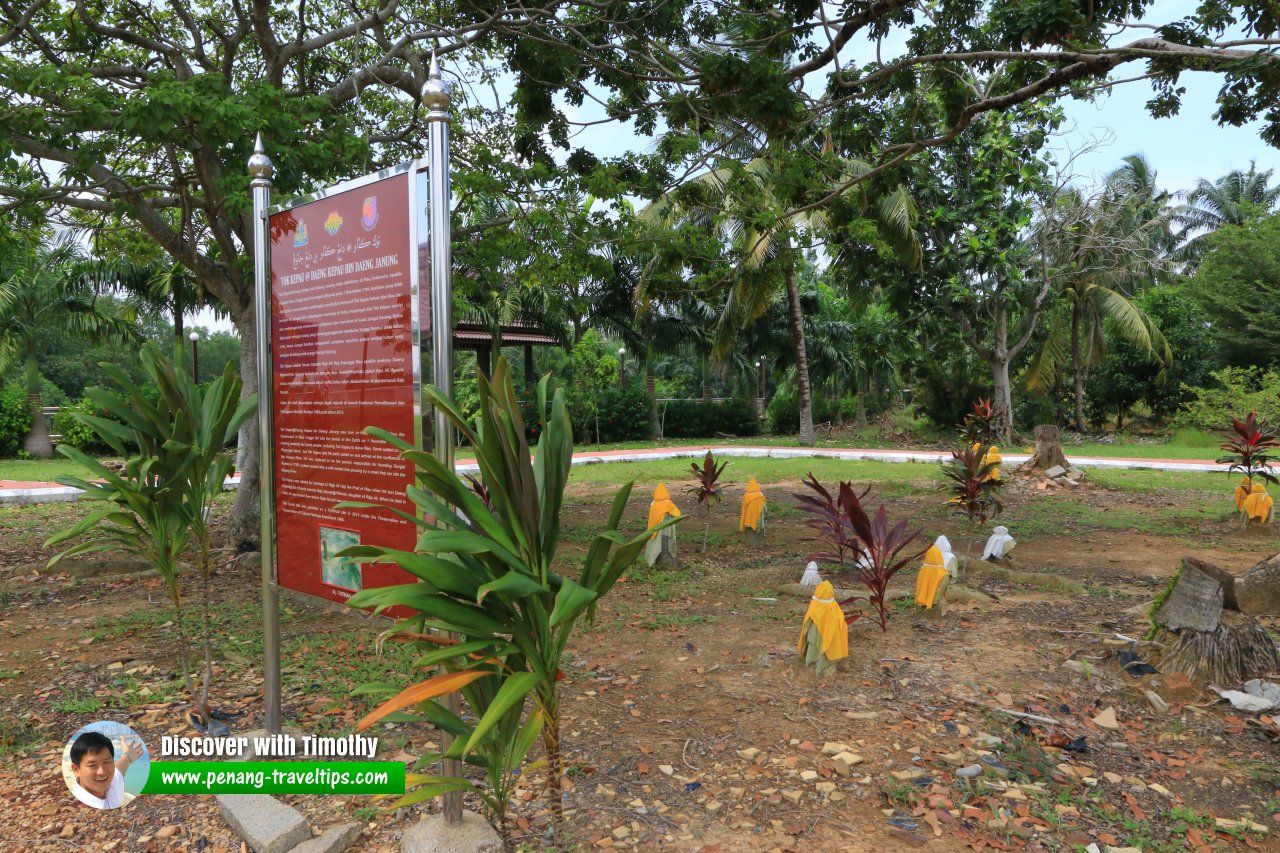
268,171 -> 420,605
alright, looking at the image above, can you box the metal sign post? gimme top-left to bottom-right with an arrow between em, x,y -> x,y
249,135 -> 283,735
423,52 -> 463,828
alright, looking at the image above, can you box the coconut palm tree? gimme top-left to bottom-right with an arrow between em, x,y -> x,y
0,236 -> 140,457
1025,187 -> 1173,432
1176,162 -> 1280,265
642,144 -> 919,446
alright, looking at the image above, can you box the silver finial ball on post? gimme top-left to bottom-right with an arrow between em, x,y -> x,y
248,133 -> 275,182
422,53 -> 451,116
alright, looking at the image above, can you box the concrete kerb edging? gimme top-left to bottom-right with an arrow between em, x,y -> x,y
0,448 -> 1219,506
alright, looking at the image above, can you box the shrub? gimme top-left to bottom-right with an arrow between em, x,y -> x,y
53,398 -> 116,455
0,384 -> 32,458
1177,367 -> 1280,431
46,346 -> 256,724
764,390 -> 837,435
795,474 -> 924,632
1217,412 -> 1279,486
943,443 -> 1004,526
341,359 -> 672,839
663,397 -> 760,438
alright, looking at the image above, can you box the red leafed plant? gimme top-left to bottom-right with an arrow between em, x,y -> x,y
943,443 -> 1004,526
795,474 -> 924,631
960,397 -> 999,446
687,450 -> 729,551
1218,412 -> 1279,486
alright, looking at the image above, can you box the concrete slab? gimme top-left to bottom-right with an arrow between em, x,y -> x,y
217,793 -> 311,853
289,822 -> 361,853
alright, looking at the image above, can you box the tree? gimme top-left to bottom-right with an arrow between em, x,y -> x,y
1189,213 -> 1280,368
0,1 -> 696,546
1177,164 -> 1280,265
1026,181 -> 1173,432
0,237 -> 138,457
885,101 -> 1058,442
644,145 -> 918,446
1087,283 -> 1220,428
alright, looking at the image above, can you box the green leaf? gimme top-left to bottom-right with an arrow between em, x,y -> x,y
549,576 -> 597,627
461,672 -> 542,753
476,572 -> 548,605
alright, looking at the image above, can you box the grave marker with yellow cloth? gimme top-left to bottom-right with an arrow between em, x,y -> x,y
798,580 -> 848,674
1235,477 -> 1253,511
645,483 -> 682,567
647,483 -> 681,536
915,545 -> 950,609
740,477 -> 766,532
1243,483 -> 1274,525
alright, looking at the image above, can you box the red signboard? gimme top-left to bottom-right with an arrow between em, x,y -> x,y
268,170 -> 420,606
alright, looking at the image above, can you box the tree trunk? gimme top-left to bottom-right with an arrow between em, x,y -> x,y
701,354 -> 711,403
1026,424 -> 1070,471
855,386 -> 867,427
646,344 -> 659,440
229,311 -> 261,551
783,251 -> 815,447
990,301 -> 1014,443
833,376 -> 843,426
524,344 -> 535,389
1071,301 -> 1087,433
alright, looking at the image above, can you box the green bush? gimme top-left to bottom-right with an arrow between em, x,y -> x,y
570,382 -> 650,444
53,398 -> 115,455
664,397 -> 761,438
0,384 -> 32,458
1176,367 -> 1280,431
764,390 -> 837,435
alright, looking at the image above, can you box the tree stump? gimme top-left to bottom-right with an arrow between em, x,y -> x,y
1235,552 -> 1280,615
1025,424 -> 1070,471
1150,556 -> 1279,684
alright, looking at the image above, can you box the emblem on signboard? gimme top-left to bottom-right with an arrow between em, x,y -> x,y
362,196 -> 378,230
324,211 -> 343,236
294,219 -> 309,247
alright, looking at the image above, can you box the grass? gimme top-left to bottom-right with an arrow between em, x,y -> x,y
0,456 -> 101,481
55,690 -> 103,714
569,457 -> 942,487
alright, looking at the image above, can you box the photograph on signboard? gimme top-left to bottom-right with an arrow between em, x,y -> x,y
319,525 -> 362,591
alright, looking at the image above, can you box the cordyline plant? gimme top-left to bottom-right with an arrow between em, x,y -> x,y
795,474 -> 924,631
46,343 -> 255,726
960,397 -> 999,447
686,449 -> 728,551
943,443 -> 1005,529
1218,412 -> 1279,486
338,358 -> 677,841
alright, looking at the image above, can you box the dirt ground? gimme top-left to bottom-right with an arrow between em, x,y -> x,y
2,469 -> 1280,853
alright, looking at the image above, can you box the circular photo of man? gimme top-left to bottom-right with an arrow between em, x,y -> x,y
61,721 -> 150,810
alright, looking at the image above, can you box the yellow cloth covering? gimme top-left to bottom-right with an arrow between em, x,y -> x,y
915,545 -> 949,608
798,581 -> 848,661
1235,477 -> 1253,511
740,477 -> 766,531
1243,483 -> 1274,524
982,444 -> 1002,481
647,483 -> 682,538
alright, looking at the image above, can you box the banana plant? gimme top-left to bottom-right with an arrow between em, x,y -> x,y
341,357 -> 678,838
45,343 -> 256,723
